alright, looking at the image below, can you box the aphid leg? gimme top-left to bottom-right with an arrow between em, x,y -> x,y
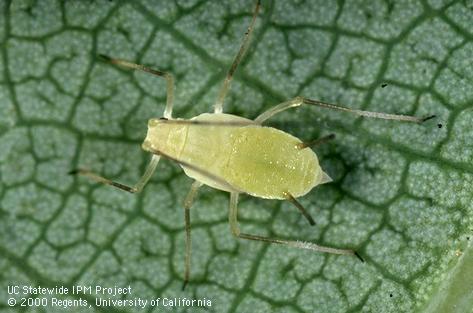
69,155 -> 160,193
254,96 -> 435,124
182,180 -> 203,291
283,191 -> 316,226
229,193 -> 363,261
213,0 -> 261,114
99,54 -> 174,119
296,134 -> 336,150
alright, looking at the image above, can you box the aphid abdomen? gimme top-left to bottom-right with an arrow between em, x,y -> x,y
224,127 -> 322,199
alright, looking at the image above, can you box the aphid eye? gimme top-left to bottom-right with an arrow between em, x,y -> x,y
159,117 -> 168,120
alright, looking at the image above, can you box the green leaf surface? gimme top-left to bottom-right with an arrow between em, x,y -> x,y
1,0 -> 472,312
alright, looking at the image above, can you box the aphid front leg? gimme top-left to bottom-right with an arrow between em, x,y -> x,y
99,54 -> 175,119
254,96 -> 435,124
69,155 -> 160,193
182,180 -> 203,290
214,0 -> 261,113
228,193 -> 363,261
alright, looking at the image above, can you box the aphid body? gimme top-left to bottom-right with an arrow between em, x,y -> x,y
143,113 -> 329,199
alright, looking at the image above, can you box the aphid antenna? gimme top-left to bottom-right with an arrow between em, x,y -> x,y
159,119 -> 257,127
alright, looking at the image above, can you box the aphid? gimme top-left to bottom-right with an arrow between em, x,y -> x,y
70,0 -> 435,289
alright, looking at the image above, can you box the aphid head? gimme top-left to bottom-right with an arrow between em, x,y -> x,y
147,117 -> 168,127
142,118 -> 186,156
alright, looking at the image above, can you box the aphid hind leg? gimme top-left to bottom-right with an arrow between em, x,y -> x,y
254,96 -> 435,124
69,155 -> 160,193
99,54 -> 175,119
182,180 -> 203,290
229,193 -> 363,261
214,0 -> 261,113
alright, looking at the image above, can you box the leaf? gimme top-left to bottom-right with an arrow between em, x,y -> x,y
1,0 -> 472,312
